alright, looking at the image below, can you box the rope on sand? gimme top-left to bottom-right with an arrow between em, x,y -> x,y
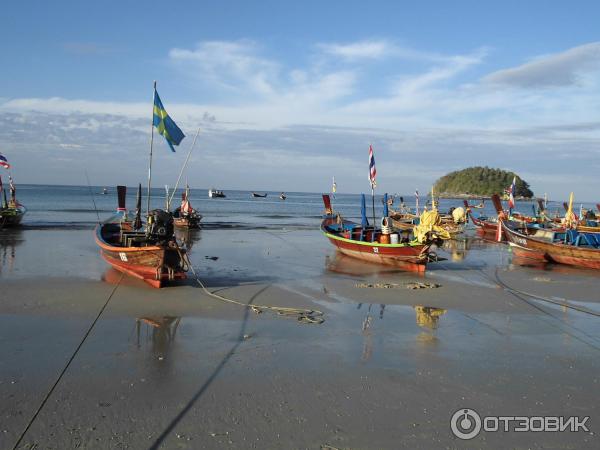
12,273 -> 124,450
185,254 -> 324,325
493,268 -> 600,318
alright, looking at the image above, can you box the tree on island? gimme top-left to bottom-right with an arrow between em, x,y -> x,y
433,166 -> 534,198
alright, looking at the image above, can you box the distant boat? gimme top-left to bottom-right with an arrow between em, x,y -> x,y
279,192 -> 286,200
173,185 -> 202,229
467,199 -> 484,209
252,192 -> 267,198
0,174 -> 26,228
102,188 -> 108,195
208,188 -> 225,198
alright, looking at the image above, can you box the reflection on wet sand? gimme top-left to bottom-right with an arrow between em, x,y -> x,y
358,303 -> 386,362
357,303 -> 448,359
440,238 -> 467,262
414,306 -> 447,329
415,306 -> 447,345
325,252 -> 416,277
509,254 -> 600,277
0,229 -> 23,275
175,228 -> 202,253
440,235 -> 494,261
135,316 -> 181,370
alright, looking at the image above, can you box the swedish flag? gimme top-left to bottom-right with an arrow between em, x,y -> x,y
153,89 -> 185,152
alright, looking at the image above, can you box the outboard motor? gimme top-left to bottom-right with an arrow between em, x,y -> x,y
146,209 -> 174,243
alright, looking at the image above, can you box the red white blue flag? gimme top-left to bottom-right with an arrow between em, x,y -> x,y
508,176 -> 516,209
368,145 -> 376,188
0,153 -> 10,169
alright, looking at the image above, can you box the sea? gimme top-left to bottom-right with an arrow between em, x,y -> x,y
5,184 -> 592,230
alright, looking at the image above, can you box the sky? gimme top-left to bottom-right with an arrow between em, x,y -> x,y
1,0 -> 600,200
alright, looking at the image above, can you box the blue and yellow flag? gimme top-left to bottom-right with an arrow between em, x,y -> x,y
153,89 -> 185,152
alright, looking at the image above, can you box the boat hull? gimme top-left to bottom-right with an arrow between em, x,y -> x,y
173,216 -> 202,229
95,224 -> 187,288
0,206 -> 26,227
469,214 -> 499,235
326,236 -> 429,272
322,219 -> 429,273
502,221 -> 600,270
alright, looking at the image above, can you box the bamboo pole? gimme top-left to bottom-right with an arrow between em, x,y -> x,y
169,127 -> 201,207
146,80 -> 157,218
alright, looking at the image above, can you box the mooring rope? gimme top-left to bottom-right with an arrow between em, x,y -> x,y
182,250 -> 324,324
12,274 -> 123,450
492,267 -> 600,318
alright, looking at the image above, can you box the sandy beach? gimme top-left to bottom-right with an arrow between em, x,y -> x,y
1,226 -> 599,449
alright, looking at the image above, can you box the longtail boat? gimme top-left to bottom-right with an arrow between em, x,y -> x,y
537,193 -> 600,233
321,194 -> 431,273
464,197 -> 543,240
95,83 -> 190,288
502,220 -> 600,269
95,185 -> 188,288
173,185 -> 202,229
0,174 -> 26,228
252,192 -> 267,198
463,199 -> 501,237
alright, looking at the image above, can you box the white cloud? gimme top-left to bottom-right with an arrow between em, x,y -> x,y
318,40 -> 394,60
3,40 -> 600,199
170,40 -> 280,96
484,42 -> 600,88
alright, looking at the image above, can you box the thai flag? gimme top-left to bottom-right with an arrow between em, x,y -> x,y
368,145 -> 376,188
508,176 -> 516,209
0,153 -> 10,169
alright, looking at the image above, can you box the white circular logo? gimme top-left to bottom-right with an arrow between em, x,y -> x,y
451,408 -> 482,440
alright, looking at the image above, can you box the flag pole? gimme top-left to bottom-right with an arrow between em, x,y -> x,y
168,127 -> 201,207
415,190 -> 419,215
146,80 -> 157,218
371,183 -> 376,234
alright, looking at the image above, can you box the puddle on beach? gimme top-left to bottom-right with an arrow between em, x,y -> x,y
2,227 -> 599,373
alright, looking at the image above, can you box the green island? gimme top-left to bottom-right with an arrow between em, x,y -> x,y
433,166 -> 534,199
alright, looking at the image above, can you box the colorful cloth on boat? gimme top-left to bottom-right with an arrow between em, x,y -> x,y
0,153 -> 10,169
413,209 -> 451,243
153,89 -> 185,152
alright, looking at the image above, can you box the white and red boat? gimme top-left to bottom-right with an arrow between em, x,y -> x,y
321,194 -> 431,273
95,185 -> 188,288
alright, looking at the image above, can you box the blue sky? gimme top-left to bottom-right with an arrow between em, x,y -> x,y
1,0 -> 600,199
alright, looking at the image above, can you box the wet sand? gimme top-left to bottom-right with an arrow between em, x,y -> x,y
0,227 -> 599,449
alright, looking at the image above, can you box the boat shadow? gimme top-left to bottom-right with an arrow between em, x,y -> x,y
147,285 -> 268,449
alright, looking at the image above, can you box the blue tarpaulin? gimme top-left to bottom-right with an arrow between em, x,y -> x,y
361,194 -> 369,227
